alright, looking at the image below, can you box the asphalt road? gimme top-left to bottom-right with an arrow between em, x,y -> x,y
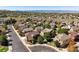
8,25 -> 29,52
29,45 -> 57,52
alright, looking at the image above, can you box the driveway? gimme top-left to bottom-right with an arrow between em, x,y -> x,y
8,25 -> 29,52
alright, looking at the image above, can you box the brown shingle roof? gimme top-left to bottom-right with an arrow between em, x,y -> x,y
25,31 -> 39,41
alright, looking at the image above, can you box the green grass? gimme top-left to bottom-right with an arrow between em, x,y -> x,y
0,46 -> 8,52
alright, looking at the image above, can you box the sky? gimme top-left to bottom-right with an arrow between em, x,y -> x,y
0,6 -> 79,11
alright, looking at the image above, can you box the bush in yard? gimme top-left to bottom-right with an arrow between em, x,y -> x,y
32,35 -> 39,44
57,28 -> 69,34
54,40 -> 60,47
43,32 -> 52,42
43,23 -> 51,29
0,35 -> 8,46
37,35 -> 44,44
43,39 -> 47,43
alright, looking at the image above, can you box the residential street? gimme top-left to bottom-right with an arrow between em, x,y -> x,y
8,25 -> 29,52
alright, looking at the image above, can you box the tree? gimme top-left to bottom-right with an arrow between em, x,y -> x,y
57,28 -> 69,34
43,39 -> 47,43
54,40 -> 60,47
37,35 -> 44,44
32,35 -> 39,44
43,23 -> 51,29
12,19 -> 16,24
0,35 -> 8,46
5,18 -> 16,24
26,18 -> 32,22
9,18 -> 16,24
51,29 -> 56,38
61,16 -> 64,19
43,32 -> 52,42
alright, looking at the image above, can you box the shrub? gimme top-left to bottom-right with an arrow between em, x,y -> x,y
43,24 -> 51,29
0,35 -> 8,46
43,32 -> 52,42
57,28 -> 69,34
37,36 -> 44,44
54,40 -> 60,47
32,35 -> 39,44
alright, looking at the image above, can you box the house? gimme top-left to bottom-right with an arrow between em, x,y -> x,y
40,28 -> 52,36
14,21 -> 26,30
34,26 -> 43,33
17,23 -> 27,31
61,25 -> 70,29
25,31 -> 39,42
50,21 -> 56,29
22,28 -> 33,33
54,33 -> 69,46
68,32 -> 79,42
69,26 -> 79,33
60,22 -> 66,27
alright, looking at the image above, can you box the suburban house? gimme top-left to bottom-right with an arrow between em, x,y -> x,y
40,28 -> 52,36
34,26 -> 43,33
69,26 -> 79,33
54,33 -> 69,46
68,32 -> 79,42
25,31 -> 40,42
50,21 -> 56,29
22,28 -> 33,33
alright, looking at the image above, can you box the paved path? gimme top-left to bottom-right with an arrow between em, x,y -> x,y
8,25 -> 29,52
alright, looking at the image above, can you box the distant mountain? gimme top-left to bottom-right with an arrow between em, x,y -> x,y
16,10 -> 79,13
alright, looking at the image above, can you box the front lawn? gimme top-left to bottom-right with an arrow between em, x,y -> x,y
0,46 -> 8,52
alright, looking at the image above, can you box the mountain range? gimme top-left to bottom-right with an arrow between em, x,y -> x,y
16,10 -> 79,13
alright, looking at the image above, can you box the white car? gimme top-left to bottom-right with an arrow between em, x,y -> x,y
7,37 -> 10,40
6,34 -> 11,37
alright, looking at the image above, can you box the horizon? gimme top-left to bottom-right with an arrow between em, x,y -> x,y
0,6 -> 79,11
